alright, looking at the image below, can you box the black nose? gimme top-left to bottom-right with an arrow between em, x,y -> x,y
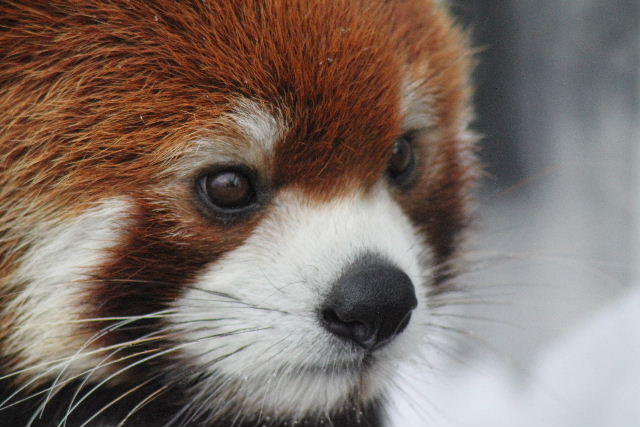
320,259 -> 417,351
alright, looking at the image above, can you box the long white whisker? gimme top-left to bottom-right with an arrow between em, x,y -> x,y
58,327 -> 269,425
116,384 -> 169,427
38,310 -> 174,421
77,378 -> 156,427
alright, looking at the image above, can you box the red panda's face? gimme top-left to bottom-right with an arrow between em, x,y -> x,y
0,1 -> 475,425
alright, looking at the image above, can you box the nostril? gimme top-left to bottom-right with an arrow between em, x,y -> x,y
321,308 -> 341,325
321,307 -> 374,347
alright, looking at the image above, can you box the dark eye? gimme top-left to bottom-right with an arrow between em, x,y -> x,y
198,168 -> 256,212
387,135 -> 416,185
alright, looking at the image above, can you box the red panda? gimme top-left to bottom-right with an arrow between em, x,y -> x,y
0,1 -> 476,426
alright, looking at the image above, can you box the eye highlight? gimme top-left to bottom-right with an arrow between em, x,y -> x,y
387,134 -> 416,186
197,167 -> 257,213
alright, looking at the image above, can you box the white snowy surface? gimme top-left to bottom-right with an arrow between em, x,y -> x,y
388,285 -> 640,426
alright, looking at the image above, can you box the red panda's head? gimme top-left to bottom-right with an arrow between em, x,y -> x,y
0,1 -> 475,426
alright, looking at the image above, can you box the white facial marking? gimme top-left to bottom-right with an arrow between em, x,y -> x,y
401,76 -> 437,132
177,99 -> 285,179
230,98 -> 284,156
5,198 -> 132,380
172,185 -> 432,418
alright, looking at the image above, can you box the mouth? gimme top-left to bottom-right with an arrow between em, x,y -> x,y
299,353 -> 376,376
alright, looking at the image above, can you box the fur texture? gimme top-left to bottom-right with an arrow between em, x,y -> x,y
0,1 -> 476,426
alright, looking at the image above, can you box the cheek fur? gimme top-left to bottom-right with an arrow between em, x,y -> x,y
2,198 -> 133,380
170,186 -> 432,417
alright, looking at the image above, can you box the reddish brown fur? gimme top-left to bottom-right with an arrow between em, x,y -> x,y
0,0 -> 474,425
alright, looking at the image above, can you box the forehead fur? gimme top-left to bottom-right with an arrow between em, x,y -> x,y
0,0 -> 474,286
0,0 -> 471,205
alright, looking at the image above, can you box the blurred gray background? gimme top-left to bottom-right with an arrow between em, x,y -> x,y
449,0 -> 639,370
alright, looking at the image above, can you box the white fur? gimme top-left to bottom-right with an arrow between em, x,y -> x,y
230,98 -> 284,156
401,76 -> 437,132
176,99 -> 285,179
171,185 -> 432,418
6,198 -> 132,380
